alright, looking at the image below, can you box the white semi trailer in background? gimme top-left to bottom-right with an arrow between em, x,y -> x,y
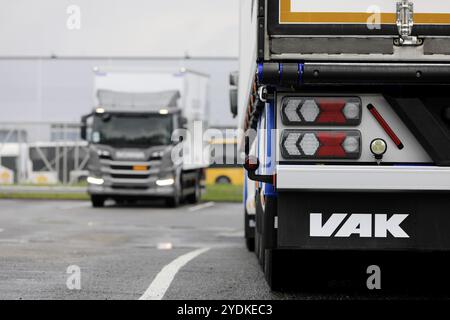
236,0 -> 450,290
82,67 -> 210,207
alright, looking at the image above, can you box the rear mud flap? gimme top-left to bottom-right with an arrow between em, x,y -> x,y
278,191 -> 450,251
266,249 -> 450,294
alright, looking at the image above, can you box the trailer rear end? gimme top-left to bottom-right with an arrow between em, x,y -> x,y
238,0 -> 450,289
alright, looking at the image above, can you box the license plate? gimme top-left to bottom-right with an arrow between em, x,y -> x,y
115,151 -> 146,160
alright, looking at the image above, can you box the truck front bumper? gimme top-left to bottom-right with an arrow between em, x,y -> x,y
88,183 -> 175,198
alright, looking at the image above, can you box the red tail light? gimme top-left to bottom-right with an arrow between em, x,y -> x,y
281,130 -> 361,160
316,132 -> 347,157
281,97 -> 362,126
367,104 -> 404,150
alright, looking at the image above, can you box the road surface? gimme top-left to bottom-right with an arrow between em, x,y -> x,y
0,199 -> 447,300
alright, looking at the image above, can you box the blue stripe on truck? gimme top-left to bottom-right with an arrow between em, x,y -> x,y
264,101 -> 277,198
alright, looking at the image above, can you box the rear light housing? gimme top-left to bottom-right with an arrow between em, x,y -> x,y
281,130 -> 362,160
281,97 -> 362,126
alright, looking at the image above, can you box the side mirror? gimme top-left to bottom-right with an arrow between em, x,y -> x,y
229,88 -> 238,118
229,71 -> 239,87
80,113 -> 93,141
80,124 -> 87,140
229,71 -> 239,118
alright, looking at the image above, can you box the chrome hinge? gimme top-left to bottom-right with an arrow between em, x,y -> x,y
395,0 -> 421,46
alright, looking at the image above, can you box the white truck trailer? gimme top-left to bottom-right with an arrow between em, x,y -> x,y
81,67 -> 210,207
236,0 -> 450,289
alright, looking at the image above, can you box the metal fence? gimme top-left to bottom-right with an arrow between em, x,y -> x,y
0,122 -> 89,185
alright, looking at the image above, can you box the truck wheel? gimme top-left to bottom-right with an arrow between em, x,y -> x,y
244,208 -> 255,252
256,194 -> 277,273
165,196 -> 179,208
186,178 -> 201,204
264,249 -> 283,291
258,231 -> 265,268
255,191 -> 265,267
216,176 -> 231,184
91,196 -> 105,208
261,197 -> 278,288
165,191 -> 180,208
254,229 -> 260,258
246,237 -> 255,252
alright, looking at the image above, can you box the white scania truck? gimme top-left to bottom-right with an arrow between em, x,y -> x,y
236,0 -> 450,289
82,67 -> 209,207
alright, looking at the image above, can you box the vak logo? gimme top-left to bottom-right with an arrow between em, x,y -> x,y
310,213 -> 409,238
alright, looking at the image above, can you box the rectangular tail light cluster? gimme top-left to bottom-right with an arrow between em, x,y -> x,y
281,97 -> 362,126
281,130 -> 361,160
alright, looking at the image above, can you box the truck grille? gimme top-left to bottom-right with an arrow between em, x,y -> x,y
111,185 -> 149,190
99,159 -> 159,185
110,165 -> 136,170
110,174 -> 150,179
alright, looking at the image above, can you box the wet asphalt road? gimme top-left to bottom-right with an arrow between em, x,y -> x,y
0,199 -> 275,300
0,199 -> 448,300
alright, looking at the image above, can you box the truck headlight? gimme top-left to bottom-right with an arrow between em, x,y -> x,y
97,150 -> 111,157
87,176 -> 104,185
156,178 -> 175,186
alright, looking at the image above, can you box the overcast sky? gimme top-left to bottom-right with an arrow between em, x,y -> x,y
0,0 -> 240,58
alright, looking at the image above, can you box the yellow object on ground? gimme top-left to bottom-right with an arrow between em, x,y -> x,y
205,167 -> 244,186
0,167 -> 13,184
207,135 -> 244,186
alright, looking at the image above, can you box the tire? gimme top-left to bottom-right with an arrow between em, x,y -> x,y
262,197 -> 278,289
244,208 -> 255,252
165,172 -> 182,208
91,195 -> 105,208
264,249 -> 283,291
246,236 -> 255,252
256,192 -> 279,285
165,187 -> 181,207
215,176 -> 231,185
258,231 -> 265,269
254,225 -> 260,258
186,176 -> 201,204
165,194 -> 180,208
255,191 -> 265,267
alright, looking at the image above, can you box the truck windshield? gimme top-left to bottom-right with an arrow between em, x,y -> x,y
92,113 -> 173,148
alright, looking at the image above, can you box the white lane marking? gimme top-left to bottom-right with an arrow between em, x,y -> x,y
0,228 -> 4,233
139,247 -> 210,300
188,202 -> 215,212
